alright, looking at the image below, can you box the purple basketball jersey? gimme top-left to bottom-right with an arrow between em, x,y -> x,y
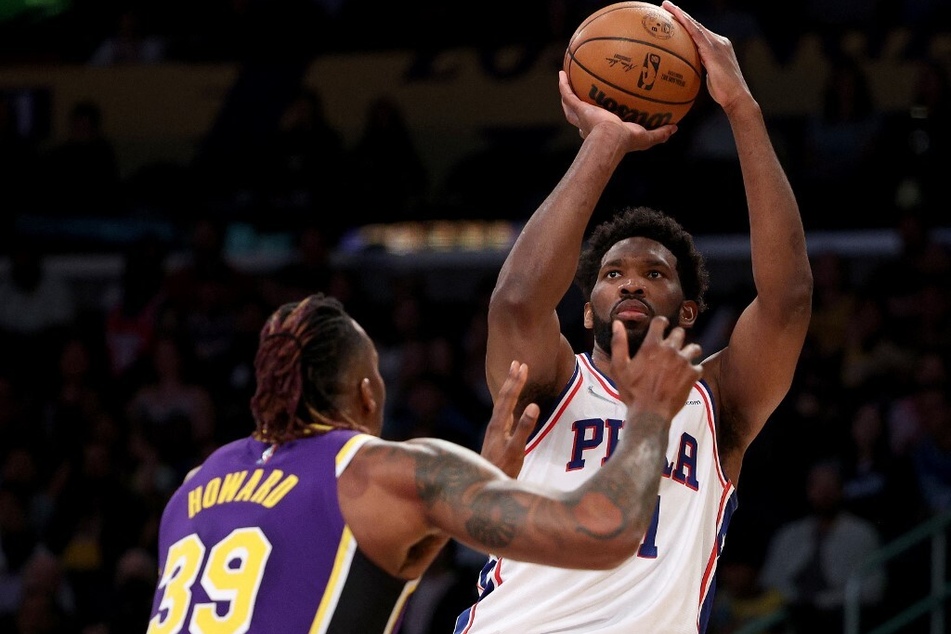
148,430 -> 415,633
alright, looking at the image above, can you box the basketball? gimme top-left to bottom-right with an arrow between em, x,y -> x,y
563,1 -> 702,129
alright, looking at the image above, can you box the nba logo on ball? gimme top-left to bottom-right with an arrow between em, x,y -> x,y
564,1 -> 702,129
638,54 -> 660,90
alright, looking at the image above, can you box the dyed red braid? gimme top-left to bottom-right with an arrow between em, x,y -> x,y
250,294 -> 369,444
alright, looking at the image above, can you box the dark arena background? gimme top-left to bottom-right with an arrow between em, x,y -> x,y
0,1 -> 949,633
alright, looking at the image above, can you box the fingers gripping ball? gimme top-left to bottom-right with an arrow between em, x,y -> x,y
564,1 -> 702,129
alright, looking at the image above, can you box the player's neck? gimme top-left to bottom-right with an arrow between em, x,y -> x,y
590,346 -> 615,381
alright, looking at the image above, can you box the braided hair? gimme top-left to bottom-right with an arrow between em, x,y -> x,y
250,294 -> 369,444
575,206 -> 710,313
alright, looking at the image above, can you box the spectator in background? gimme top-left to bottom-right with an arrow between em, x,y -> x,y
36,333 -> 114,501
909,276 -> 951,350
802,0 -> 889,60
453,277 -> 495,429
39,100 -> 121,218
124,423 -> 179,525
0,447 -> 44,529
43,439 -> 149,629
0,376 -> 33,467
0,485 -> 42,620
759,459 -> 885,634
0,240 -> 75,341
709,549 -> 785,634
899,0 -> 951,60
882,58 -> 951,224
162,215 -> 251,388
675,87 -> 746,233
839,292 -> 916,397
15,549 -> 76,625
347,95 -> 429,224
839,400 -> 921,539
102,235 -> 169,398
125,334 -> 217,472
384,371 -> 483,451
0,585 -> 74,634
87,8 -> 166,66
204,294 -> 268,444
806,252 -> 857,366
90,547 -> 156,634
0,93 -> 39,229
887,350 -> 949,458
261,87 -> 348,223
373,277 -> 429,409
883,209 -> 951,322
910,383 -> 951,514
262,223 -> 332,303
0,239 -> 77,386
799,56 -> 886,229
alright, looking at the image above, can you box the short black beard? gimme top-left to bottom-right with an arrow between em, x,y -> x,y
591,308 -> 680,358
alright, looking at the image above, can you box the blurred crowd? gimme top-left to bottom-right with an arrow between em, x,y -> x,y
0,0 -> 950,246
0,1 -> 951,634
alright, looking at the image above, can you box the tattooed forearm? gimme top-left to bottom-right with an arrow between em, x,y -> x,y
465,493 -> 526,548
414,443 -> 491,506
403,409 -> 669,561
570,412 -> 669,539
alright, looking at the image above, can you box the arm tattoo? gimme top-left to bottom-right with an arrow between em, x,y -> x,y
579,411 -> 668,538
413,443 -> 487,505
465,494 -> 524,549
413,442 -> 528,549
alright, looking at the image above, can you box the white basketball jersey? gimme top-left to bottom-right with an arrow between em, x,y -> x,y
454,354 -> 737,634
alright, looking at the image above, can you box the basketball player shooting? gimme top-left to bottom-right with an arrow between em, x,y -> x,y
454,1 -> 812,632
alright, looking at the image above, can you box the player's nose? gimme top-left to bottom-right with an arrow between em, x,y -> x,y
619,277 -> 644,295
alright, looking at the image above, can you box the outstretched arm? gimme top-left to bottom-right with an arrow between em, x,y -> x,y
344,317 -> 701,578
664,1 -> 812,477
485,72 -> 677,406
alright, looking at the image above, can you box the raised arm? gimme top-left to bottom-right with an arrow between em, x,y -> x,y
342,317 -> 701,579
664,1 -> 812,475
485,73 -> 677,403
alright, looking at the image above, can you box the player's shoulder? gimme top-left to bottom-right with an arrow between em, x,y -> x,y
182,464 -> 203,484
177,436 -> 250,486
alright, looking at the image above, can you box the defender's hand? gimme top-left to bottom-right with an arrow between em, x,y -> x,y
610,316 -> 703,420
481,361 -> 539,478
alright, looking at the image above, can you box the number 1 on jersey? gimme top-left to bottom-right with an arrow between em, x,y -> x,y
637,496 -> 660,558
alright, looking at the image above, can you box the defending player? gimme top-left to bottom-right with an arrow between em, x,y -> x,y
147,293 -> 701,633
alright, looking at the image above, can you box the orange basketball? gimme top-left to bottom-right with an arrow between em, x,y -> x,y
563,1 -> 702,129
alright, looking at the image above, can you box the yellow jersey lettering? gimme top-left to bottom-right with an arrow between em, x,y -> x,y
185,469 -> 301,517
261,475 -> 299,508
187,486 -> 203,518
234,469 -> 264,502
249,470 -> 284,504
217,470 -> 247,503
202,477 -> 221,509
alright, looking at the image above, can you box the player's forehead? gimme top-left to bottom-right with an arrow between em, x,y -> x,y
600,236 -> 676,269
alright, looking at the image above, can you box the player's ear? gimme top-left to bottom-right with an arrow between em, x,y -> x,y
679,301 -> 698,328
359,378 -> 377,415
583,302 -> 594,329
